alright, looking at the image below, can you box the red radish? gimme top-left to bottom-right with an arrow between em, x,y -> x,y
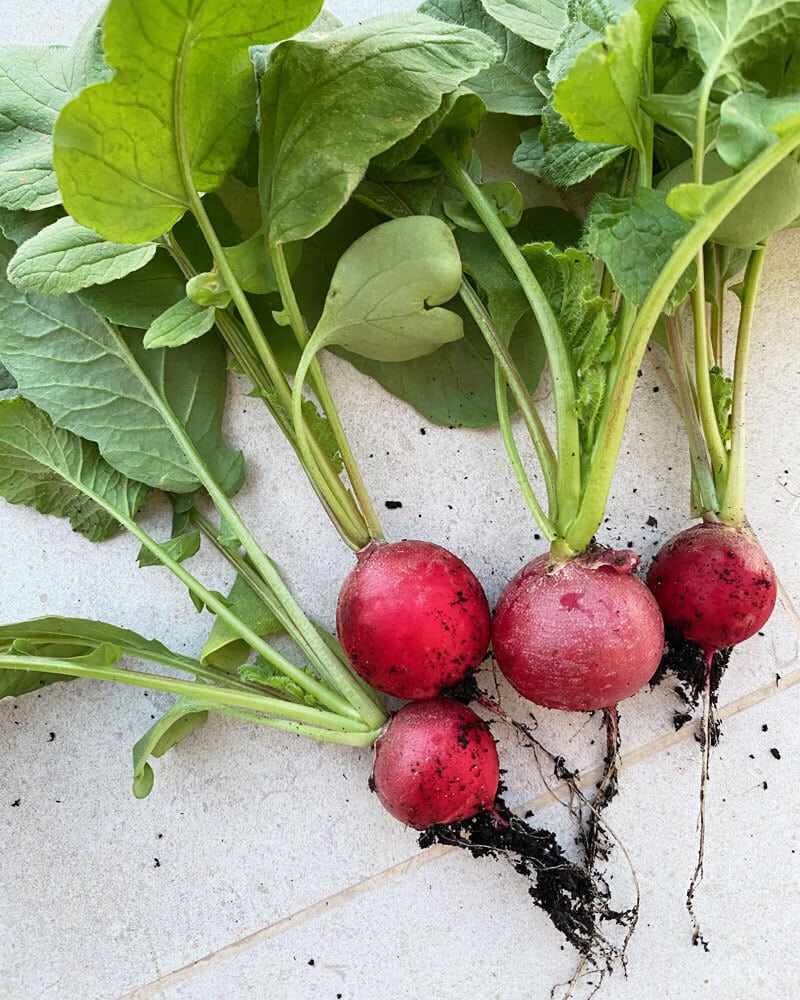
337,540 -> 491,699
492,549 -> 664,712
646,521 -> 777,654
371,697 -> 499,829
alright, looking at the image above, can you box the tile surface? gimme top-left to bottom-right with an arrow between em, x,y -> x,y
2,4 -> 800,1000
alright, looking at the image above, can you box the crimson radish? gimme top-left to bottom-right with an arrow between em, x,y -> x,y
337,540 -> 491,699
493,550 -> 664,713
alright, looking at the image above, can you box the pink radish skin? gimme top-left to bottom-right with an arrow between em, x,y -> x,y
646,522 -> 777,653
337,540 -> 491,699
371,698 -> 500,829
492,550 -> 665,712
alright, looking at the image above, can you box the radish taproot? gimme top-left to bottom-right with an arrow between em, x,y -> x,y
493,549 -> 664,712
371,697 -> 499,828
337,540 -> 491,699
647,522 -> 777,655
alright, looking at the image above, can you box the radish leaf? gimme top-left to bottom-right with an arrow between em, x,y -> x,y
53,0 -> 323,242
481,0 -> 567,49
0,13 -> 109,211
7,217 -> 157,296
0,398 -> 147,542
0,237 -> 243,494
582,187 -> 696,309
143,299 -> 216,350
259,13 -> 498,245
77,253 -> 186,329
514,105 -> 625,185
419,0 -> 547,115
201,575 -> 284,672
312,217 -> 463,362
132,697 -> 210,798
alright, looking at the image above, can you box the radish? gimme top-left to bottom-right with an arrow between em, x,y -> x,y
647,522 -> 776,655
493,549 -> 664,713
371,697 -> 499,828
337,540 -> 491,699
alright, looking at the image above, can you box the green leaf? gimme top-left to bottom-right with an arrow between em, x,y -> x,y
642,87 -> 720,150
552,0 -> 665,151
53,0 -> 322,242
77,251 -> 186,329
481,0 -> 567,49
0,13 -> 110,210
7,217 -> 157,296
0,397 -> 147,542
582,186 -> 696,309
709,365 -> 733,445
143,299 -> 216,350
185,272 -> 232,309
201,575 -> 284,672
667,0 -> 800,94
223,233 -> 302,295
137,530 -> 201,569
514,106 -> 625,185
240,660 -> 319,705
312,217 -> 463,362
717,91 -> 800,169
521,242 -> 614,455
259,13 -> 498,245
444,181 -> 523,232
132,696 -> 210,798
0,360 -> 16,393
0,205 -> 63,246
419,0 -> 547,114
0,235 -> 243,494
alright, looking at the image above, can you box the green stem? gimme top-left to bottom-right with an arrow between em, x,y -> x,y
458,280 -> 558,528
663,314 -> 719,515
692,262 -> 728,487
718,243 -> 768,527
566,126 -> 800,551
189,510 -> 385,716
0,656 -> 379,745
271,243 -> 384,544
432,139 -> 582,531
494,363 -> 556,542
709,245 -> 724,367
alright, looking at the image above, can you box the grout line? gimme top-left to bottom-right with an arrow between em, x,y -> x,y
120,656 -> 800,1000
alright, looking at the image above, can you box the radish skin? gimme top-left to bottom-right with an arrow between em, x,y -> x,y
337,540 -> 491,699
492,550 -> 665,711
646,522 -> 777,653
371,697 -> 500,829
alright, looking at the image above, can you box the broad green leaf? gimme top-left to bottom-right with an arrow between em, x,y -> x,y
143,299 -> 216,350
717,92 -> 800,169
642,87 -> 720,151
0,206 -> 63,246
137,531 -> 201,569
185,273 -> 232,309
77,251 -> 186,329
240,660 -> 319,705
514,106 -> 625,185
132,697 -> 210,798
259,13 -> 498,245
0,397 -> 147,542
250,9 -> 345,80
7,217 -> 157,296
662,150 -> 800,246
0,641 -> 123,701
443,181 -> 523,232
666,0 -> 800,94
419,0 -> 547,115
481,0 -> 567,49
709,365 -> 733,444
201,575 -> 284,672
312,217 -> 463,362
582,187 -> 696,309
521,242 -> 614,456
223,234 -> 302,295
0,235 -> 243,494
0,361 -> 15,393
552,0 -> 665,151
0,13 -> 110,210
53,0 -> 323,242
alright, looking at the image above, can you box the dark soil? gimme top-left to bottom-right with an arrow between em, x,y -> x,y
650,627 -> 732,743
419,791 -> 629,969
